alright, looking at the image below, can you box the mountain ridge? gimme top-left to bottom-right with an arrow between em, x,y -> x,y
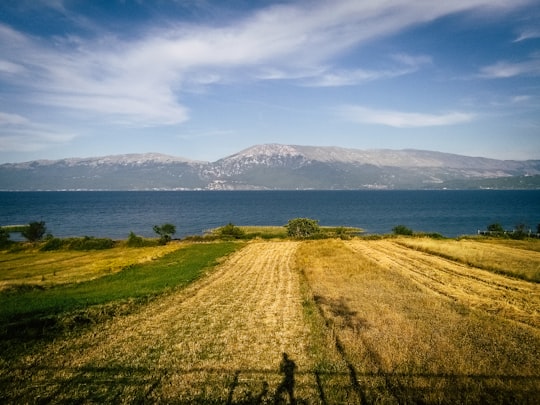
5,152 -> 200,168
1,144 -> 539,190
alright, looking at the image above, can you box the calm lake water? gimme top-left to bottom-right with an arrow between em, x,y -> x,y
0,190 -> 538,239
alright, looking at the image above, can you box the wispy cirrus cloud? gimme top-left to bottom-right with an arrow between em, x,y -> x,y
0,112 -> 76,152
0,0 -> 533,129
0,59 -> 25,74
337,105 -> 475,128
514,28 -> 540,42
0,112 -> 29,126
304,53 -> 432,87
479,54 -> 540,78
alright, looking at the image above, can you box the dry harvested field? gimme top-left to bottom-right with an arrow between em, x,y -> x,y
1,238 -> 540,403
1,241 -> 347,403
298,238 -> 540,403
395,237 -> 540,282
348,239 -> 540,329
0,243 -> 181,291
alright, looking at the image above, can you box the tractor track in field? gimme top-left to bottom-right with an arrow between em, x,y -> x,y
347,240 -> 540,329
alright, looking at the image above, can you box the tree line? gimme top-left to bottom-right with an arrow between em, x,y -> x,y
3,218 -> 538,249
0,221 -> 178,249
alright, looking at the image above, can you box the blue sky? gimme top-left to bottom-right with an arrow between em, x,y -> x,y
0,0 -> 539,163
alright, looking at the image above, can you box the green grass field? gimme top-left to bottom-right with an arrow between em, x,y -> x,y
0,242 -> 241,338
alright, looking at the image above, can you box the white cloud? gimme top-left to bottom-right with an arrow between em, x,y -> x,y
479,57 -> 540,78
390,53 -> 432,67
304,53 -> 432,87
514,28 -> 540,42
0,59 -> 25,74
487,94 -> 534,107
0,0 -> 534,127
305,68 -> 404,87
510,95 -> 532,103
0,111 -> 76,152
256,66 -> 328,81
0,112 -> 29,125
338,105 -> 475,128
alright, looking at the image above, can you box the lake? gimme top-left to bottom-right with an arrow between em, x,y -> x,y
0,190 -> 538,239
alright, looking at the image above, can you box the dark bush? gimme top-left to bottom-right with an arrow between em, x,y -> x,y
510,223 -> 528,240
218,223 -> 246,239
487,223 -> 505,233
126,232 -> 158,247
127,231 -> 145,247
417,232 -> 445,239
70,236 -> 115,250
334,227 -> 351,240
0,228 -> 11,249
392,225 -> 413,236
40,237 -> 65,251
41,236 -> 115,251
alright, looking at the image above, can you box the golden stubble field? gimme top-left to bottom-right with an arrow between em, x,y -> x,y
0,243 -> 181,290
298,238 -> 540,403
2,237 -> 540,403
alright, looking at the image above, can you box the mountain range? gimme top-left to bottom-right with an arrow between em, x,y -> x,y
1,144 -> 539,190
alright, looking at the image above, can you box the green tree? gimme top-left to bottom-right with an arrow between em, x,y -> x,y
286,218 -> 320,239
487,223 -> 504,233
21,221 -> 47,242
153,223 -> 176,244
392,225 -> 413,236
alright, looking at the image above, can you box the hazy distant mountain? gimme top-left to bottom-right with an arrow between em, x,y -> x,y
1,145 -> 539,190
0,153 -> 207,191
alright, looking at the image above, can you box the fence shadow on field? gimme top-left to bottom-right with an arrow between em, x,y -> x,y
2,361 -> 540,404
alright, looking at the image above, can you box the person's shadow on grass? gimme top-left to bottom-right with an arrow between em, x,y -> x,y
274,352 -> 296,404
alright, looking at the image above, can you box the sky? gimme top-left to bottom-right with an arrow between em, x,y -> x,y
0,0 -> 539,163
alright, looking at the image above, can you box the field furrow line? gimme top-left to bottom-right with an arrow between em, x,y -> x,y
392,241 -> 534,292
348,240 -> 540,329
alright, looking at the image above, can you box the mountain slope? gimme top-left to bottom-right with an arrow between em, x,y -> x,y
1,145 -> 539,190
0,153 -> 207,191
